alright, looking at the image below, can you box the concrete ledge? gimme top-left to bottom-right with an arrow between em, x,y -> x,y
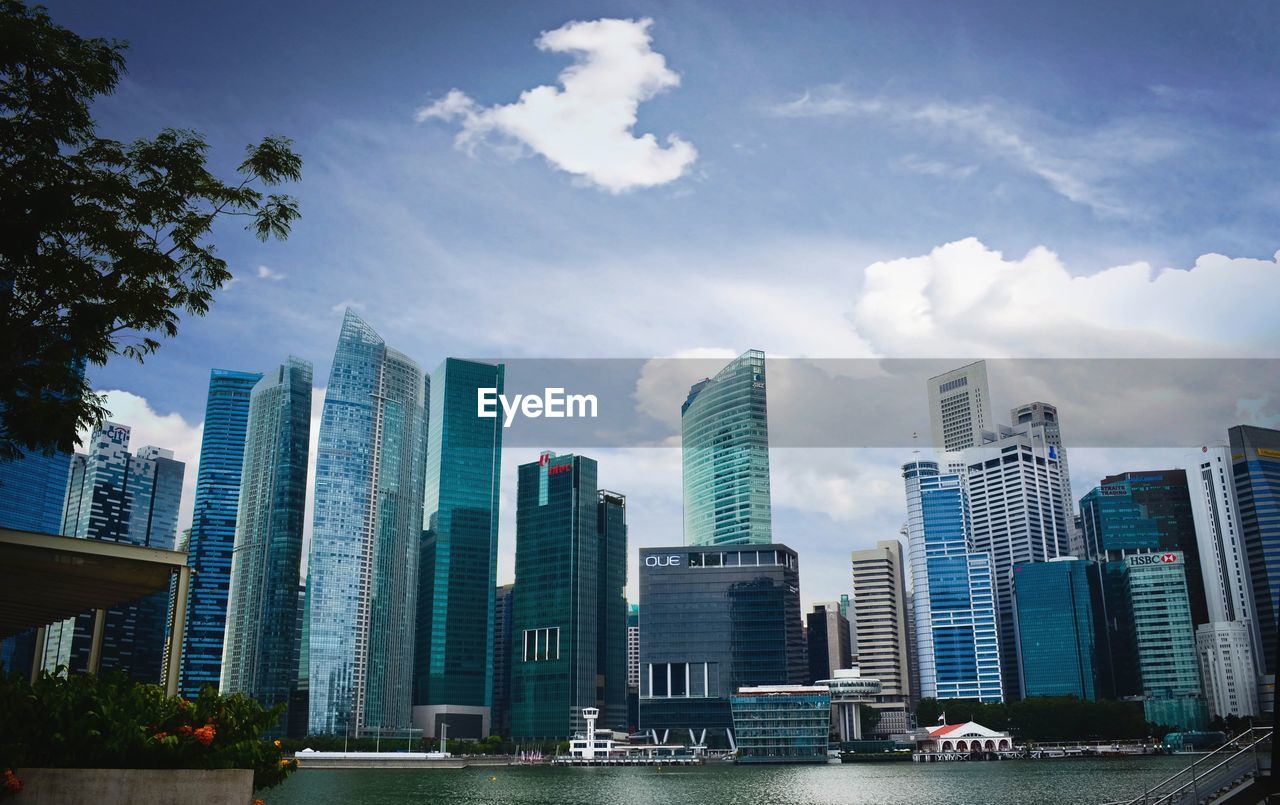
13,768 -> 254,805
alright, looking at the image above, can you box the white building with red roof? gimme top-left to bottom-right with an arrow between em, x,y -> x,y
918,721 -> 1014,753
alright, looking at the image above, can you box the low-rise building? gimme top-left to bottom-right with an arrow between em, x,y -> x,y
730,686 -> 832,763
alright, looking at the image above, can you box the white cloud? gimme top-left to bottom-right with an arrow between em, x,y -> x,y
329,300 -> 365,314
256,265 -> 286,281
417,18 -> 697,193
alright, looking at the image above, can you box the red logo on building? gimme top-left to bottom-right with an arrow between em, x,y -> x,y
1161,553 -> 1178,563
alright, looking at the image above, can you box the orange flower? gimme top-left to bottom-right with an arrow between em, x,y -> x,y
274,739 -> 282,748
193,724 -> 216,747
178,725 -> 193,736
152,731 -> 168,740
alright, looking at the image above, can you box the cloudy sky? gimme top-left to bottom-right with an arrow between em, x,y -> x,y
49,1 -> 1280,608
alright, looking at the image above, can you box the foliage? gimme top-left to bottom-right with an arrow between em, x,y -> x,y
0,670 -> 295,791
915,696 -> 1161,742
0,0 -> 301,459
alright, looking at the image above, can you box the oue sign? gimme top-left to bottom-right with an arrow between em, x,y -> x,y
645,555 -> 682,568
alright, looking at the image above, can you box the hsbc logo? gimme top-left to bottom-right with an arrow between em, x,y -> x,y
1127,552 -> 1182,568
1161,553 -> 1178,563
644,555 -> 682,568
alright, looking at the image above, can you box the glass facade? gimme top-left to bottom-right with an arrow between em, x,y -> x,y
180,368 -> 262,697
491,584 -> 514,739
1012,558 -> 1102,700
221,358 -> 312,724
1230,426 -> 1280,675
510,454 -> 626,740
682,350 -> 771,546
638,544 -> 805,747
307,310 -> 426,735
731,687 -> 832,763
0,446 -> 72,534
903,460 -> 1002,702
413,358 -> 504,738
1123,552 -> 1206,730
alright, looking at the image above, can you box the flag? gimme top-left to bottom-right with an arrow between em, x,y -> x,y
937,711 -> 946,725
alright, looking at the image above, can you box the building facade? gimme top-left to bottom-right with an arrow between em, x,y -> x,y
596,490 -> 629,731
1229,426 -> 1280,676
491,584 -> 514,739
1196,621 -> 1259,718
638,543 -> 805,748
220,358 -> 312,722
1010,401 -> 1082,556
1012,558 -> 1102,700
806,602 -> 853,684
307,309 -> 427,735
627,603 -> 640,730
903,459 -> 1002,703
730,686 -> 831,763
927,361 -> 993,453
1123,552 -> 1206,730
850,540 -> 914,713
681,350 -> 771,546
414,358 -> 505,739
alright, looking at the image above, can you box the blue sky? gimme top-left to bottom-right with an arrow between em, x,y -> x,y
47,1 -> 1280,606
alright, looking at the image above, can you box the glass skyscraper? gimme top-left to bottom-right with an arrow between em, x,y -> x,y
307,310 -> 427,736
903,459 -> 1002,702
1229,425 -> 1280,675
0,447 -> 72,534
597,490 -> 629,731
220,358 -> 312,723
179,368 -> 262,697
413,359 -> 504,739
1012,558 -> 1102,700
43,423 -> 184,683
1122,552 -> 1206,730
682,349 -> 771,546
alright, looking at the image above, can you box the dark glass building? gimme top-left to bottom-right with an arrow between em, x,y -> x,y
638,543 -> 805,748
1012,558 -> 1103,700
491,584 -> 514,739
806,602 -> 852,684
1230,426 -> 1280,675
414,358 -> 504,739
510,453 -> 626,740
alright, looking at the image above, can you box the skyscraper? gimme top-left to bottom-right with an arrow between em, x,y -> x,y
1229,425 -> 1280,675
927,361 -> 993,453
964,431 -> 1069,698
806,602 -> 853,683
491,584 -> 514,739
850,540 -> 913,711
597,490 -> 629,731
1012,558 -> 1103,700
307,310 -> 427,736
510,453 -> 626,740
43,423 -> 184,683
0,448 -> 72,534
1010,402 -> 1082,556
682,349 -> 771,546
627,603 -> 640,730
1122,552 -> 1206,730
1196,621 -> 1259,718
902,459 -> 1002,703
220,358 -> 313,721
180,368 -> 262,697
413,358 -> 504,739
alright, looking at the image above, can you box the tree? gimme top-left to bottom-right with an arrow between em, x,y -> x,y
0,0 -> 302,459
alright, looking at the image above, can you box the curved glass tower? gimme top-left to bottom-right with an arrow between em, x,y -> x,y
221,357 -> 313,723
308,310 -> 426,735
681,350 -> 771,546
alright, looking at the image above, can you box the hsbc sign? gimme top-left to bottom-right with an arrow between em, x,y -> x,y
1127,552 -> 1182,568
644,555 -> 682,568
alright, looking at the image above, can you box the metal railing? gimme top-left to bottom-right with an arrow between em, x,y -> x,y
1111,728 -> 1271,805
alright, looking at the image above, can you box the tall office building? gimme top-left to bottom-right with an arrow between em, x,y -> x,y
491,584 -> 514,739
850,540 -> 913,710
638,543 -> 805,748
1012,558 -> 1103,700
1010,402 -> 1083,557
902,460 -> 1003,702
927,361 -> 993,452
1122,552 -> 1206,730
682,350 -> 771,546
307,310 -> 427,736
1229,425 -> 1280,675
413,359 -> 504,739
806,602 -> 853,684
179,368 -> 262,697
964,431 -> 1069,699
1196,621 -> 1259,718
43,423 -> 184,683
627,603 -> 640,730
510,453 -> 626,739
220,358 -> 313,720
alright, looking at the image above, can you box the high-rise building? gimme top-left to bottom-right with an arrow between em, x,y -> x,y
510,453 -> 626,740
1122,552 -> 1206,730
307,310 -> 427,736
850,540 -> 913,713
964,431 -> 1069,699
682,350 -> 771,546
1010,402 -> 1083,556
627,603 -> 640,730
902,459 -> 1002,702
42,423 -> 184,683
927,361 -> 993,453
806,602 -> 853,684
491,584 -> 514,739
286,584 -> 310,739
1196,621 -> 1259,718
638,543 -> 805,748
220,358 -> 313,722
179,368 -> 262,697
413,358 -> 504,739
1012,558 -> 1103,700
0,447 -> 72,534
1229,425 -> 1280,676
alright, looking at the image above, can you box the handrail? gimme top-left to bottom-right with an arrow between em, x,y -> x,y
1116,727 -> 1272,805
1130,728 -> 1271,805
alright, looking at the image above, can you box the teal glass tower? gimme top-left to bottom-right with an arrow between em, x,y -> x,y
1012,558 -> 1103,700
413,358 -> 504,740
1229,425 -> 1280,674
221,358 -> 312,725
682,350 -> 771,546
1122,552 -> 1206,729
180,368 -> 262,697
307,310 -> 427,735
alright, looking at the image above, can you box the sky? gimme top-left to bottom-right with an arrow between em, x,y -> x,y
45,0 -> 1280,609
